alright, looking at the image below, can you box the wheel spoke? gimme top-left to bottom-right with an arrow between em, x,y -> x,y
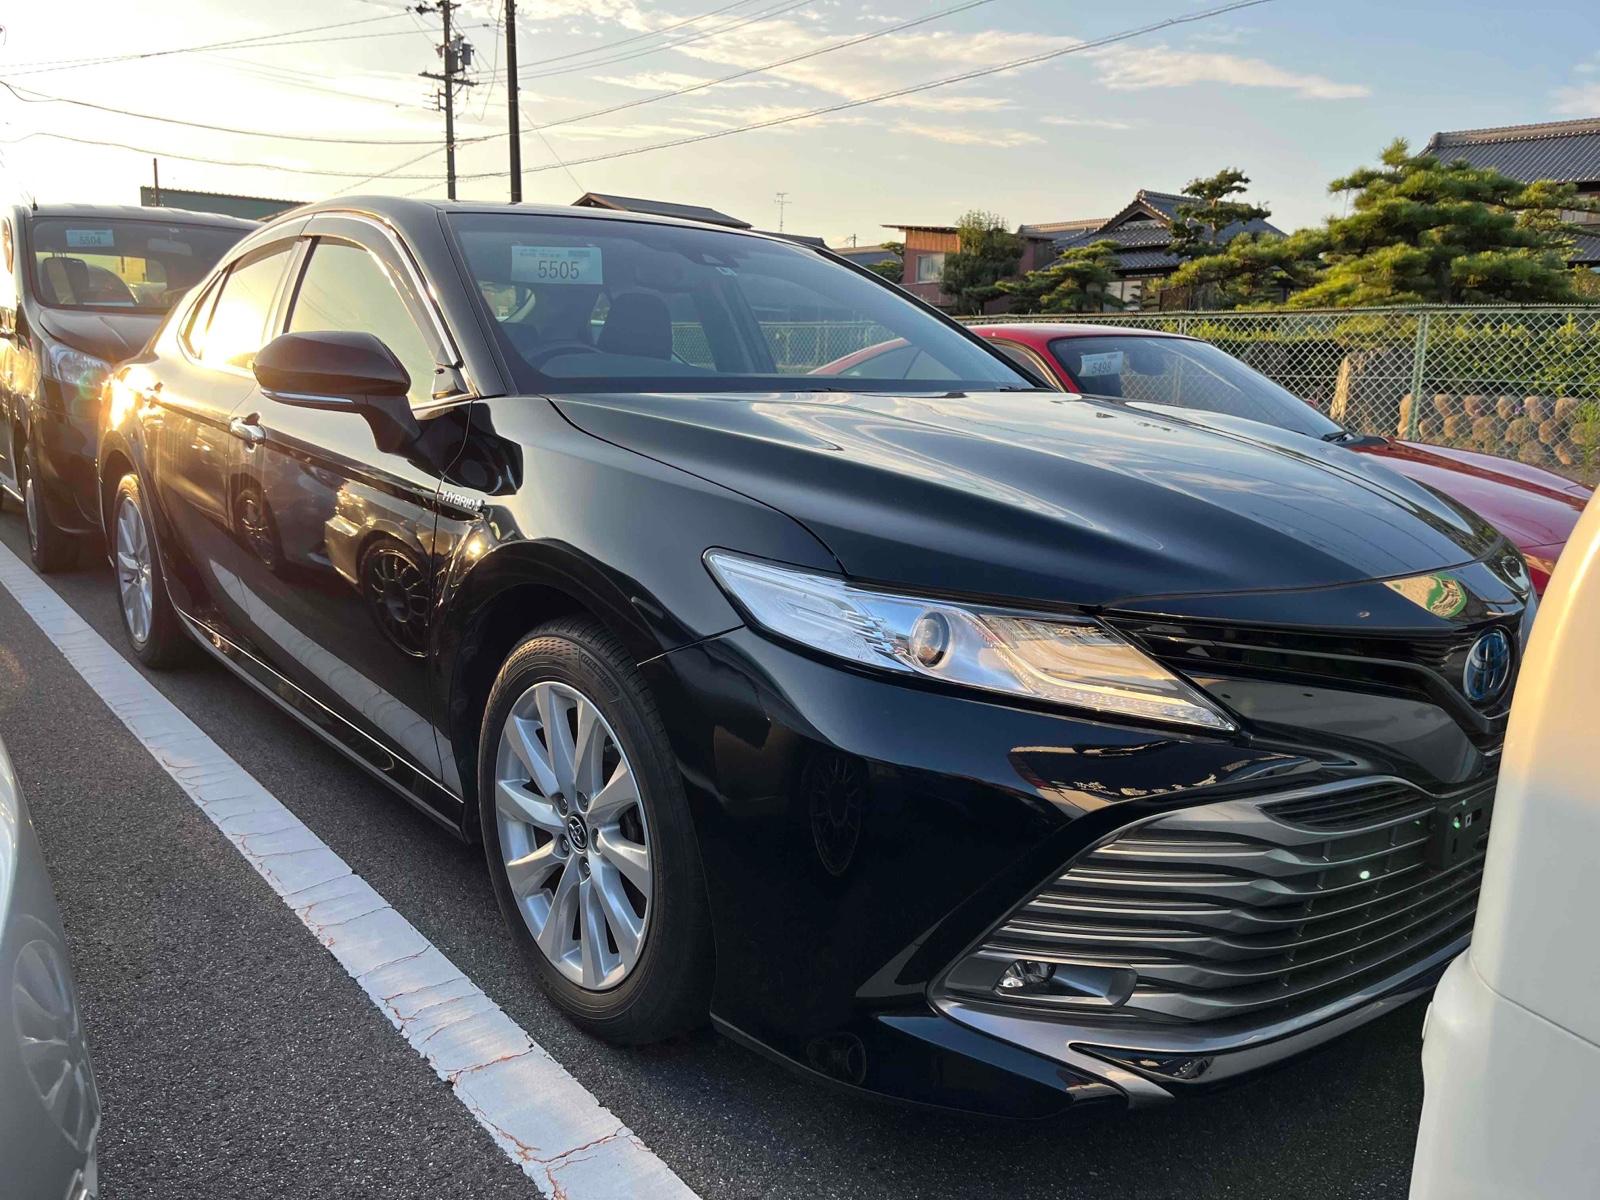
578,878 -> 610,988
535,684 -> 577,794
585,761 -> 638,825
536,858 -> 581,961
593,828 -> 651,898
495,779 -> 564,836
590,860 -> 644,969
572,698 -> 605,796
503,841 -> 562,899
503,715 -> 559,797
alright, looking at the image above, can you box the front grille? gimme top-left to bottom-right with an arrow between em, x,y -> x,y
1111,617 -> 1512,715
946,777 -> 1491,1029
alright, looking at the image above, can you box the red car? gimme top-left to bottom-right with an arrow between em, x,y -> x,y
820,323 -> 1591,593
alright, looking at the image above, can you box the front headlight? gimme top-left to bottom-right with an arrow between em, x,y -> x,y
705,551 -> 1235,731
45,342 -> 112,412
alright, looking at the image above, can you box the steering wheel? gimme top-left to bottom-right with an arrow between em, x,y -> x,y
524,341 -> 601,370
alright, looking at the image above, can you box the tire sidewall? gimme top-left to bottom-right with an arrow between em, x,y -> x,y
478,625 -> 706,1033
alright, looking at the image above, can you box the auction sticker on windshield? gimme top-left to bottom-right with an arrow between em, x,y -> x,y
511,245 -> 603,285
65,228 -> 116,249
1077,350 -> 1124,378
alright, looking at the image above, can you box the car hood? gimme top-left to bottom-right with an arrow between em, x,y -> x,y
552,390 -> 1505,608
1360,438 -> 1590,553
36,307 -> 162,364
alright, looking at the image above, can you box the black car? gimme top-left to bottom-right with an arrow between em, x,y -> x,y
97,198 -> 1531,1117
0,203 -> 255,570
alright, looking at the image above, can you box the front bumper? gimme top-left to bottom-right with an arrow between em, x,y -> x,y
645,621 -> 1499,1117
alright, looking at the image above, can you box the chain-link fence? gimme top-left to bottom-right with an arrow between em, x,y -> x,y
981,306 -> 1600,484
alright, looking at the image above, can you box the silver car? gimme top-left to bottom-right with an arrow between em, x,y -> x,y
0,735 -> 99,1199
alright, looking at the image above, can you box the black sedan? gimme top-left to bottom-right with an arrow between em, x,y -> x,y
96,198 -> 1530,1117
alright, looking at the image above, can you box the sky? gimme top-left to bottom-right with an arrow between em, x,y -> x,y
1,0 -> 1597,246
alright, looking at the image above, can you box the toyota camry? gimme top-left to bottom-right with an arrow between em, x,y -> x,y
96,198 -> 1531,1116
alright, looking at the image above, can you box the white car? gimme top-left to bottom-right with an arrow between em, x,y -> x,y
1410,494 -> 1599,1197
0,735 -> 100,1199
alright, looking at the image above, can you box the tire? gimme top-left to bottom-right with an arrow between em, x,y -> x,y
21,435 -> 78,573
479,616 -> 712,1044
110,474 -> 188,669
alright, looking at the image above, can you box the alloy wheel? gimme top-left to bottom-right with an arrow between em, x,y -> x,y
12,938 -> 96,1150
115,497 -> 155,646
22,473 -> 39,552
494,681 -> 653,991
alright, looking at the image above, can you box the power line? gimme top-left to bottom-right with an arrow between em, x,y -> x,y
524,112 -> 585,196
0,79 -> 487,146
200,54 -> 436,110
473,0 -> 1276,181
0,130 -> 450,180
0,13 -> 413,77
524,0 -> 1001,135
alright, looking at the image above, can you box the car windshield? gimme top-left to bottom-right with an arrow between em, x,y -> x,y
30,217 -> 245,314
1049,334 -> 1344,439
448,212 -> 1031,394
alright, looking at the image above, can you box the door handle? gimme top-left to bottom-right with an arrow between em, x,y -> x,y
229,417 -> 265,447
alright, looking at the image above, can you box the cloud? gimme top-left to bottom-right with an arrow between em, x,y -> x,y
594,71 -> 786,92
891,122 -> 1041,147
1041,115 -> 1136,130
1091,45 -> 1369,99
672,20 -> 1057,109
1553,81 -> 1600,114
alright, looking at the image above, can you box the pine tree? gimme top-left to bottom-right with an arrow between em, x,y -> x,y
1166,228 -> 1326,309
940,211 -> 1023,315
864,241 -> 904,282
1168,168 -> 1271,261
1288,139 -> 1597,307
998,240 -> 1123,314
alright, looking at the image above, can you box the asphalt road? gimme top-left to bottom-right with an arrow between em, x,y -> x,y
0,509 -> 1429,1200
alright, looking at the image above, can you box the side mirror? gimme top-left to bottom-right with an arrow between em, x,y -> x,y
254,330 -> 420,451
254,330 -> 410,398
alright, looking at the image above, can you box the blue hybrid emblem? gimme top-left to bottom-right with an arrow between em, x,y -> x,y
1462,628 -> 1513,705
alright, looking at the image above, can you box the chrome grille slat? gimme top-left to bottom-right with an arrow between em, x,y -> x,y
950,777 -> 1492,1028
994,856 -> 1483,962
1063,881 -> 1481,988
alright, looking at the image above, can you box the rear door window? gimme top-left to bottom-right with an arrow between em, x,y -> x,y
197,245 -> 294,372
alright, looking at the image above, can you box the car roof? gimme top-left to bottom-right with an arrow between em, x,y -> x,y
263,195 -> 810,248
21,202 -> 259,230
970,322 -> 1189,344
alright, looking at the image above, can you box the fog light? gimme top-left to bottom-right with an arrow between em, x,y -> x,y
997,959 -> 1055,991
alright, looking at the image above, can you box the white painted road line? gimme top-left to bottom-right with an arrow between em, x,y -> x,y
0,541 -> 700,1200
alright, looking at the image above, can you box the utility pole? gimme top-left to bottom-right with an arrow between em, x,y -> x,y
775,192 -> 790,233
505,0 -> 521,202
151,158 -> 162,207
417,0 -> 475,200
